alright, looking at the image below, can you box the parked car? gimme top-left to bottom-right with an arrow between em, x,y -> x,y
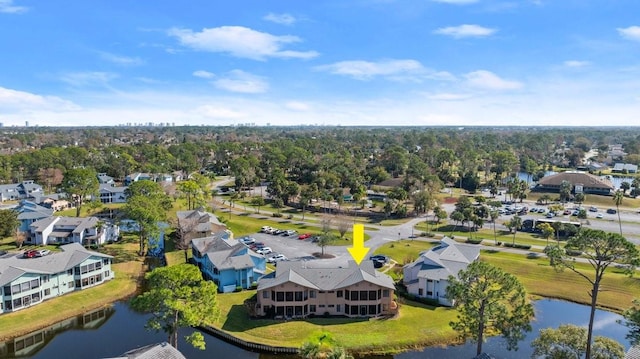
23,250 -> 38,258
249,242 -> 265,250
267,254 -> 287,263
563,209 -> 572,215
260,226 -> 274,233
256,247 -> 273,255
298,233 -> 312,240
546,212 -> 555,218
596,213 -> 604,219
369,255 -> 389,263
35,249 -> 50,257
240,237 -> 256,245
589,206 -> 598,212
607,208 -> 617,214
284,230 -> 297,236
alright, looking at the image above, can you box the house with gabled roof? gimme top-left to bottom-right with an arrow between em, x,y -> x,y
28,216 -> 119,246
534,171 -> 614,196
191,231 -> 266,293
176,208 -> 225,238
0,243 -> 114,314
13,200 -> 54,233
98,183 -> 128,204
0,180 -> 44,202
403,237 -> 480,306
97,173 -> 115,185
256,260 -> 396,318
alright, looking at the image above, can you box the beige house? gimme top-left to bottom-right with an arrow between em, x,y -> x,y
256,260 -> 396,319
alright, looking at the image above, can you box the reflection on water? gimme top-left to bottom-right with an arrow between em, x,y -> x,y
0,306 -> 113,358
0,299 -> 632,359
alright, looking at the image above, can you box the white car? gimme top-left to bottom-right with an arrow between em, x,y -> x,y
256,247 -> 273,255
267,254 -> 287,263
596,213 -> 603,219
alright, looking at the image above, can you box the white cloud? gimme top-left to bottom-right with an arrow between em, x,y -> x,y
617,26 -> 640,42
60,72 -> 118,87
434,24 -> 497,38
427,92 -> 472,101
0,0 -> 27,13
168,26 -> 319,60
193,105 -> 246,119
214,70 -> 269,93
193,70 -> 215,79
285,101 -> 311,111
564,60 -> 590,68
99,52 -> 144,66
430,0 -> 478,4
264,13 -> 297,25
315,59 -> 426,80
0,86 -> 79,111
464,70 -> 522,90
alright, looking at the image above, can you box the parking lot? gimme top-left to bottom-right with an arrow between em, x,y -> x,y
241,230 -> 323,264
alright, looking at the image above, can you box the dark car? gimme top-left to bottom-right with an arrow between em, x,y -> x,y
369,255 -> 389,263
607,208 -> 617,214
23,250 -> 38,258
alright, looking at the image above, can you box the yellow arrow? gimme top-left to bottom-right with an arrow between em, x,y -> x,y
347,223 -> 369,265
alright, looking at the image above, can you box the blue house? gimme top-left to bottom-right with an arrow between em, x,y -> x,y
13,200 -> 54,233
191,231 -> 266,293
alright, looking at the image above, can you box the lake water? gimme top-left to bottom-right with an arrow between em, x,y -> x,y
0,299 -> 631,359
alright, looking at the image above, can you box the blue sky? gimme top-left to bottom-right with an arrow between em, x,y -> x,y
1,0 -> 640,127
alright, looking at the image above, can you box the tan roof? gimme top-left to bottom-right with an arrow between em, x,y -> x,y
537,172 -> 614,190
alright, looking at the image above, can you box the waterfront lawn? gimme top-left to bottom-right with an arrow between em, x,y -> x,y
0,261 -> 143,341
481,250 -> 640,312
212,291 -> 458,353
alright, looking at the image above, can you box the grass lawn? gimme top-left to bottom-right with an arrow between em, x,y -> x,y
210,291 -> 459,354
0,260 -> 143,341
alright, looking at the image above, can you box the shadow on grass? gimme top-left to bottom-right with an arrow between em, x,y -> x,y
100,246 -> 139,263
221,304 -> 369,333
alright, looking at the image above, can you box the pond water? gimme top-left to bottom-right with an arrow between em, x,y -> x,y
0,299 -> 631,359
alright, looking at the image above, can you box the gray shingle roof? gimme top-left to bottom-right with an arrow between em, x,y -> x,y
258,260 -> 395,291
105,342 -> 186,359
537,171 -> 614,190
405,237 -> 480,281
0,243 -> 112,286
192,233 -> 257,271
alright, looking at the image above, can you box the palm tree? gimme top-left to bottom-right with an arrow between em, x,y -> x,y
613,189 -> 624,235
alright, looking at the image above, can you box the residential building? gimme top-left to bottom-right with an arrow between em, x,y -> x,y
97,173 -> 115,185
105,342 -> 186,359
28,216 -> 119,246
0,243 -> 115,314
256,260 -> 396,318
403,237 -> 480,306
0,180 -> 44,202
98,184 -> 128,204
37,194 -> 72,212
13,200 -> 54,233
176,209 -> 225,238
123,173 -> 152,186
534,171 -> 615,196
191,231 -> 266,293
612,163 -> 638,174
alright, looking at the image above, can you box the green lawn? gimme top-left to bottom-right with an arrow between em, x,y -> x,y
0,260 -> 143,341
210,291 -> 459,354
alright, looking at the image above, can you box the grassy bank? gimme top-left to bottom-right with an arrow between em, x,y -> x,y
0,260 -> 143,341
210,291 -> 459,354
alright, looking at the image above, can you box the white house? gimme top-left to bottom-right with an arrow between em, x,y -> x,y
0,243 -> 115,314
28,216 -> 119,246
98,184 -> 128,204
0,180 -> 44,202
403,237 -> 480,306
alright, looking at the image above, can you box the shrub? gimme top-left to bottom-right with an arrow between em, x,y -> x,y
565,248 -> 583,256
287,214 -> 294,219
235,285 -> 243,292
466,238 -> 483,245
503,243 -> 532,250
272,213 -> 283,218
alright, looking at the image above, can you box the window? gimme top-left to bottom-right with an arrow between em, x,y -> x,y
418,288 -> 423,296
276,292 -> 284,302
383,289 -> 389,298
262,291 -> 270,299
337,290 -> 343,298
426,291 -> 433,296
337,304 -> 341,312
319,304 -> 325,308
351,291 -> 359,301
31,279 -> 39,289
68,281 -> 75,288
309,290 -> 316,298
295,291 -> 303,301
68,269 -> 73,275
285,292 -> 294,301
345,290 -> 350,300
309,305 -> 316,312
41,276 -> 49,283
360,291 -> 368,301
4,300 -> 12,310
103,258 -> 110,265
104,270 -> 110,278
11,284 -> 20,295
369,290 -> 376,300
44,289 -> 51,296
328,304 -> 335,308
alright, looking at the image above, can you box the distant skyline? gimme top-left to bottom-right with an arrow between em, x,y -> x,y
1,0 -> 639,127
